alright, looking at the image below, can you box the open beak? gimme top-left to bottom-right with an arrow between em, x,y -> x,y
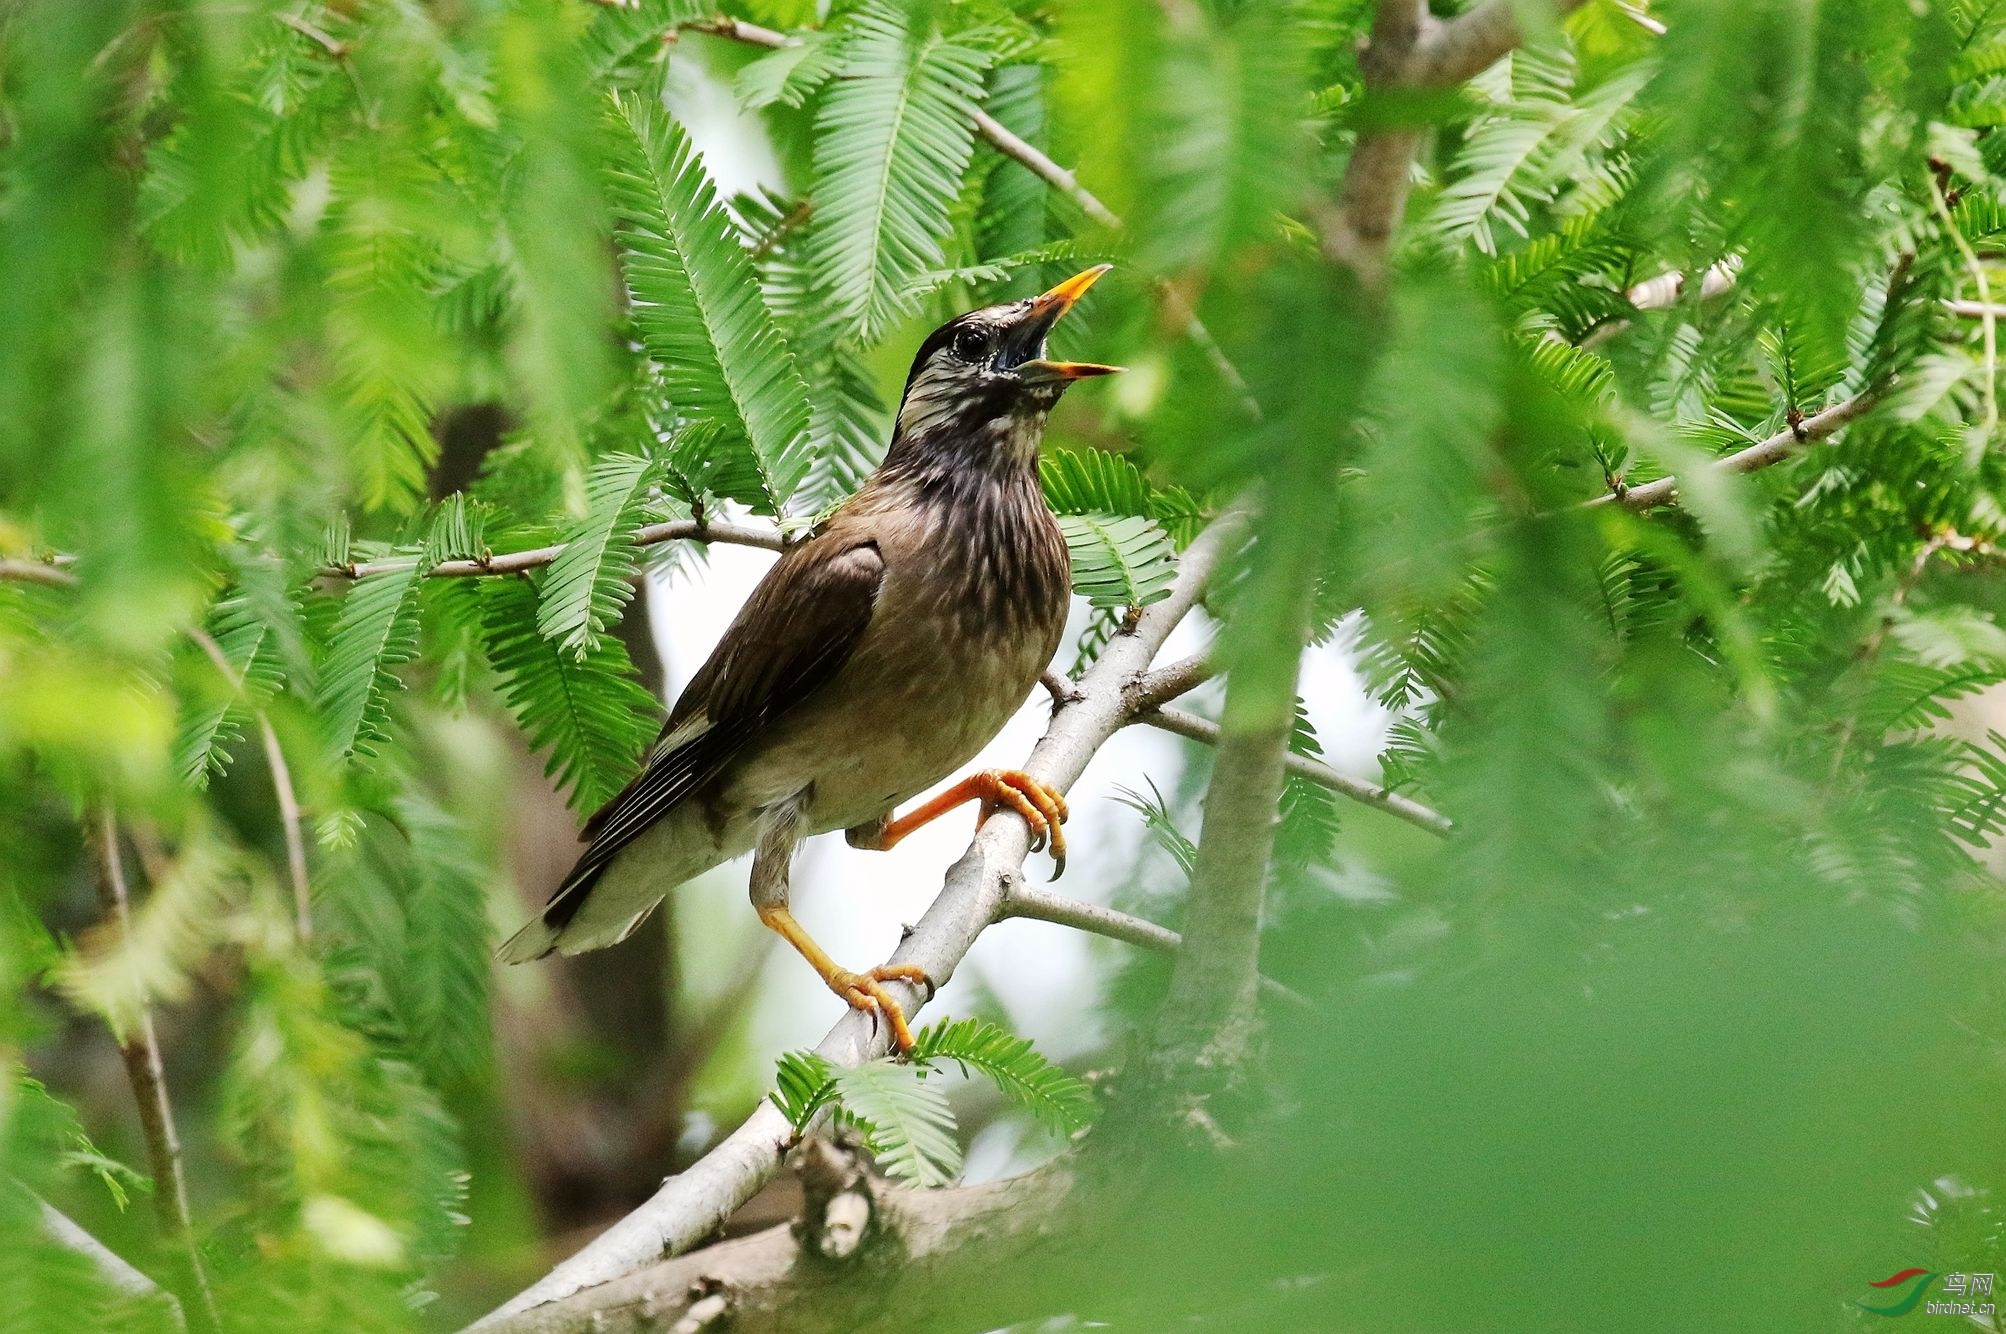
1010,264 -> 1124,382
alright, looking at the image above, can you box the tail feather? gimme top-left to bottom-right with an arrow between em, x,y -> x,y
496,913 -> 560,964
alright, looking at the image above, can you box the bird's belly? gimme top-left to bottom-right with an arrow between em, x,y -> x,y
724,621 -> 1051,834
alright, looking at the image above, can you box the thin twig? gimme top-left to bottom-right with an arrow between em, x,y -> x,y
332,515 -> 786,581
1001,882 -> 1308,1007
1140,704 -> 1453,837
93,816 -> 221,1334
1125,653 -> 1216,713
1039,669 -> 1081,706
1587,391 -> 1882,512
274,12 -> 347,58
0,557 -> 78,587
186,628 -> 313,941
258,716 -> 313,942
1931,171 -> 1999,439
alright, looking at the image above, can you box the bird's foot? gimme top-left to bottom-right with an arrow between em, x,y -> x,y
973,769 -> 1070,878
830,964 -> 935,1053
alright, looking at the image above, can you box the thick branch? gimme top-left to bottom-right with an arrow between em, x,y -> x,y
472,512 -> 1249,1327
1140,704 -> 1452,837
1403,0 -> 1589,88
484,1154 -> 1075,1334
92,817 -> 219,1334
1323,0 -> 1586,284
1142,590 -> 1314,1080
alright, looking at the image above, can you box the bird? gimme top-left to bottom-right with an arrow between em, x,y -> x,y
500,266 -> 1122,1051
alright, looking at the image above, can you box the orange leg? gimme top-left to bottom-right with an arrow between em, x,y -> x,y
879,769 -> 1070,876
757,904 -> 932,1052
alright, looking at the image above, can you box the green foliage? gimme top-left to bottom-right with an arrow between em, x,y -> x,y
807,2 -> 995,336
829,1059 -> 964,1187
11,0 -> 2006,1327
602,94 -> 812,512
318,557 -> 429,764
1054,513 -> 1179,610
769,1019 -> 1094,1184
907,1017 -> 1098,1137
481,577 -> 657,813
173,591 -> 289,786
535,453 -> 656,658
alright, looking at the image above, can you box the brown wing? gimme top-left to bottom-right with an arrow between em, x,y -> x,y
540,535 -> 885,925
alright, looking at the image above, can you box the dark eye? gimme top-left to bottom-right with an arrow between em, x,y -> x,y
951,326 -> 989,363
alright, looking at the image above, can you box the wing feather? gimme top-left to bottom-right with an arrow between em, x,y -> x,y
533,535 -> 886,931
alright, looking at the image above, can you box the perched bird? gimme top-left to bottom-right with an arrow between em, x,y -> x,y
501,266 -> 1121,1050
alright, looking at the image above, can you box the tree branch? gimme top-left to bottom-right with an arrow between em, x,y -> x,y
470,511 -> 1249,1327
1125,652 -> 1216,713
1001,880 -> 1309,1008
32,1192 -> 185,1325
1588,390 -> 1882,512
1322,0 -> 1587,284
0,556 -> 78,586
1403,0 -> 1589,89
1139,704 -> 1452,837
482,1149 -> 1076,1334
92,816 -> 220,1334
332,516 -> 785,580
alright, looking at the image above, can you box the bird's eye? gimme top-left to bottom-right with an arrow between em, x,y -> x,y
951,327 -> 989,363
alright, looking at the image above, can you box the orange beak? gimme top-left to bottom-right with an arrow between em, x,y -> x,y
1015,265 -> 1123,382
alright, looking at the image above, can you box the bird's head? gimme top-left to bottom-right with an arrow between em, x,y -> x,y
892,265 -> 1121,459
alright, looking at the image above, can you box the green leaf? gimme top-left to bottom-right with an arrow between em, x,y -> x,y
1111,779 -> 1198,876
537,452 -> 656,657
1055,512 -> 1179,609
908,1018 -> 1097,1137
1041,448 -> 1154,516
602,92 -> 812,513
320,556 -> 429,762
808,3 -> 995,337
175,591 -> 288,787
831,1059 -> 963,1187
1276,699 -> 1340,869
481,576 -> 658,812
389,792 -> 493,1087
735,29 -> 846,110
769,1050 -> 840,1133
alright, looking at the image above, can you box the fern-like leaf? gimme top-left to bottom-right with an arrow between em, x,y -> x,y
908,1018 -> 1097,1137
175,592 -> 288,786
831,1060 -> 963,1187
537,452 -> 656,657
602,93 -> 811,513
769,1050 -> 840,1133
1056,513 -> 1178,609
320,556 -> 428,761
808,3 -> 995,337
481,578 -> 658,812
